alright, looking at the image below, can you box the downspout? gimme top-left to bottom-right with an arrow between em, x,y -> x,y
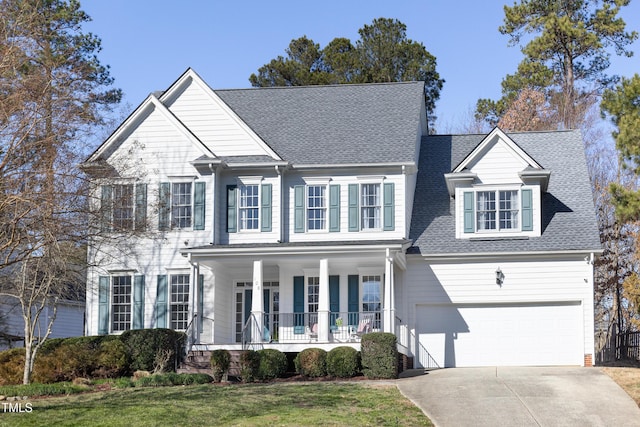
276,165 -> 285,243
209,163 -> 217,245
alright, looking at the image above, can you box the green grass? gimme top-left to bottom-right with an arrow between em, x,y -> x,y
0,382 -> 432,426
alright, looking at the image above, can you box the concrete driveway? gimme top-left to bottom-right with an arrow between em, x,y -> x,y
396,367 -> 640,427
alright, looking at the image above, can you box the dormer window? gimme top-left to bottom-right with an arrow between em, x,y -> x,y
463,188 -> 533,235
476,190 -> 519,231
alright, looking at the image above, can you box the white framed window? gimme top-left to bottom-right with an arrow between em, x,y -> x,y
171,182 -> 192,229
362,275 -> 381,329
307,277 -> 320,314
361,183 -> 381,230
170,274 -> 190,330
112,275 -> 132,332
476,190 -> 519,231
112,184 -> 134,230
239,184 -> 259,230
307,185 -> 326,230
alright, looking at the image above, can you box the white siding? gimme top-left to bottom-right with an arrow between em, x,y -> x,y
401,255 -> 595,366
467,138 -> 530,184
165,78 -> 274,158
285,172 -> 407,243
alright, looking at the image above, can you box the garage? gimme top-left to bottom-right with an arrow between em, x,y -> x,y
416,302 -> 583,368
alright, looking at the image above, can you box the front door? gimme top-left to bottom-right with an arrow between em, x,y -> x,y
234,281 -> 279,343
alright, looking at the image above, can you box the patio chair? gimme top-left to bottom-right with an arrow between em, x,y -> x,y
350,316 -> 372,341
307,323 -> 318,342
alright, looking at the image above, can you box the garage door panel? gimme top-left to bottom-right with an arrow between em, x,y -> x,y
417,302 -> 582,368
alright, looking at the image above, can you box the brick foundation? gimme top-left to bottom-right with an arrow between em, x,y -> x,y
584,354 -> 593,367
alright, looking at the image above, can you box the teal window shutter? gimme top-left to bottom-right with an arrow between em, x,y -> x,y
329,275 -> 340,328
133,275 -> 145,329
329,185 -> 340,232
158,183 -> 170,231
194,182 -> 206,230
521,189 -> 533,231
100,185 -> 112,232
293,276 -> 304,333
261,183 -> 272,232
463,191 -> 474,233
156,275 -> 168,328
227,185 -> 237,233
294,185 -> 305,233
244,289 -> 252,327
98,276 -> 110,335
198,275 -> 204,332
348,184 -> 359,231
383,182 -> 395,231
135,183 -> 147,230
348,275 -> 359,325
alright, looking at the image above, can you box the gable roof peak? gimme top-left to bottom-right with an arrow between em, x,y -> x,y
452,126 -> 544,173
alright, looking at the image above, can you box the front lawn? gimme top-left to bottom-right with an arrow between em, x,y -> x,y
0,382 -> 432,426
603,367 -> 640,406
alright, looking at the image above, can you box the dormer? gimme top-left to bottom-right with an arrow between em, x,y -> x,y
444,128 -> 550,239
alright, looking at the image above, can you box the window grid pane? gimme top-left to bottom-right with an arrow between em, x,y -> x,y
307,277 -> 319,314
112,276 -> 132,332
307,185 -> 326,230
170,274 -> 190,330
239,185 -> 259,230
172,183 -> 192,229
476,191 -> 496,230
499,191 -> 519,230
361,184 -> 381,229
113,184 -> 134,230
362,275 -> 381,329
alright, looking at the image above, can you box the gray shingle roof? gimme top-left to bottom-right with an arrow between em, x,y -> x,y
409,130 -> 602,255
215,82 -> 425,165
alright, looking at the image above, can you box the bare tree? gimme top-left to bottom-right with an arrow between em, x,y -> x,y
0,0 -> 120,383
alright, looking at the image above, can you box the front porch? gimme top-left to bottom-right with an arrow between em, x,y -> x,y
182,240 -> 411,353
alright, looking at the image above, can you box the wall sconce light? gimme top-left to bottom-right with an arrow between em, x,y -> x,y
496,267 -> 504,286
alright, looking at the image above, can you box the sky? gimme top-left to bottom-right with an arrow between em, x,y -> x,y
82,0 -> 640,133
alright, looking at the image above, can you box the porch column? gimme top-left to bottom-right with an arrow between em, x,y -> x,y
383,248 -> 395,333
251,260 -> 264,342
318,258 -> 330,341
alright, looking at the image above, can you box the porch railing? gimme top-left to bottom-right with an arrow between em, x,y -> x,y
242,311 -> 381,345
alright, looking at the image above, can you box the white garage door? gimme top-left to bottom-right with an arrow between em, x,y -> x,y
416,302 -> 583,368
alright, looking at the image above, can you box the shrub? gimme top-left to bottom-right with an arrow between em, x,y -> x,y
295,348 -> 327,378
360,332 -> 398,379
95,338 -> 129,378
34,336 -> 104,382
257,349 -> 287,380
327,346 -> 361,378
0,348 -> 26,385
210,349 -> 231,382
238,350 -> 260,383
120,329 -> 185,372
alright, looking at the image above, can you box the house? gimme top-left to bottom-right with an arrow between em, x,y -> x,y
0,298 -> 85,350
83,68 -> 601,368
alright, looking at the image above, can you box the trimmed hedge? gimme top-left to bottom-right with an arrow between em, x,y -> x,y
210,349 -> 231,382
119,329 -> 185,373
257,349 -> 287,380
326,346 -> 361,378
238,350 -> 260,383
360,332 -> 398,379
295,348 -> 327,378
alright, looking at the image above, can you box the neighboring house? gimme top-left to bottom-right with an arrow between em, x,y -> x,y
0,298 -> 85,350
83,68 -> 601,368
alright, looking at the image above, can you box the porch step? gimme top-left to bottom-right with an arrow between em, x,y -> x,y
177,350 -> 244,378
